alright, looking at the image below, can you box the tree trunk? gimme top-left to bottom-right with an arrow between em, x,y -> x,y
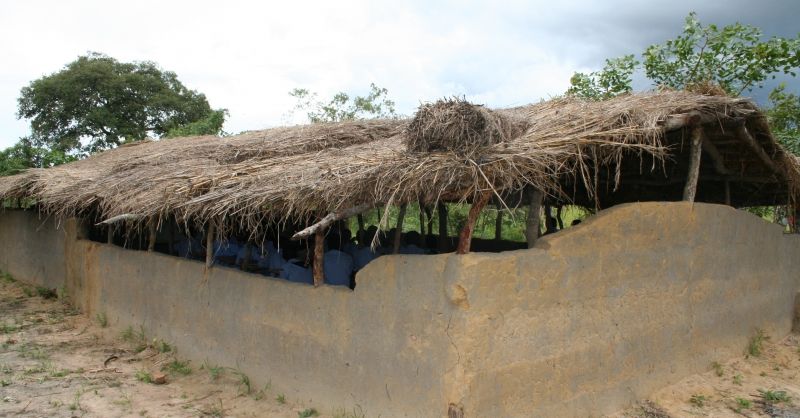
457,191 -> 492,254
683,125 -> 704,202
313,229 -> 325,287
526,188 -> 543,248
393,204 -> 407,254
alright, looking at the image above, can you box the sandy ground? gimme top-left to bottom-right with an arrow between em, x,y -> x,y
615,333 -> 800,417
5,274 -> 800,418
0,277 -> 361,418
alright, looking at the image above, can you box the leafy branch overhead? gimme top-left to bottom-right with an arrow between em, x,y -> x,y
289,83 -> 398,123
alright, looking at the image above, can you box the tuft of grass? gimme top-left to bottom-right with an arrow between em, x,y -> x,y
163,359 -> 191,376
254,381 -> 272,401
733,397 -> 751,413
135,369 -> 153,384
276,393 -> 286,404
758,389 -> 791,403
232,368 -> 251,395
0,271 -> 14,283
733,374 -> 743,385
120,325 -> 148,352
0,379 -> 10,387
298,408 -> 319,418
0,323 -> 19,334
202,360 -> 223,381
36,287 -> 58,299
711,361 -> 724,377
747,329 -> 768,357
22,286 -> 35,297
154,339 -> 171,353
333,406 -> 367,418
95,312 -> 108,328
689,394 -> 707,407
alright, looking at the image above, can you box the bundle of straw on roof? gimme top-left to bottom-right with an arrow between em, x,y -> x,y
405,98 -> 527,156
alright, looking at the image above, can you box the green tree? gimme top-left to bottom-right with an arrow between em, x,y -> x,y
0,138 -> 76,176
566,55 -> 638,100
289,83 -> 397,123
17,52 -> 226,153
768,84 -> 800,154
567,12 -> 800,99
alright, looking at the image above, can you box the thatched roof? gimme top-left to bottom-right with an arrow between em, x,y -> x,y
1,90 -> 798,234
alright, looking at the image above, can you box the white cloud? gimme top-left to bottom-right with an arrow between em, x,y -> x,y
0,0 -> 797,148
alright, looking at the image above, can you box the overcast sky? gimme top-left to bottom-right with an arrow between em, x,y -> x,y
1,0 -> 798,149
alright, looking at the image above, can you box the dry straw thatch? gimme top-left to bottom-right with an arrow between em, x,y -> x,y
1,90 -> 797,236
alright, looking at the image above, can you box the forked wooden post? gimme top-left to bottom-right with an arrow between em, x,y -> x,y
683,125 -> 704,202
393,204 -> 407,254
313,229 -> 325,287
525,187 -> 543,248
494,209 -> 503,241
456,191 -> 492,254
205,221 -> 215,268
147,219 -> 157,252
357,214 -> 366,244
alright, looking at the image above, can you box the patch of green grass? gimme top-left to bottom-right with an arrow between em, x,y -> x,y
36,287 -> 58,299
298,408 -> 319,418
758,389 -> 791,403
69,388 -> 85,412
18,343 -> 49,360
748,329 -> 768,357
732,397 -> 751,413
0,271 -> 14,283
689,394 -> 708,407
95,312 -> 108,328
232,368 -> 251,395
202,360 -> 223,381
135,369 -> 153,384
163,359 -> 191,376
50,368 -> 71,378
154,339 -> 171,353
0,323 -> 19,334
0,379 -> 10,387
24,361 -> 51,375
333,406 -> 367,418
711,361 -> 724,377
22,286 -> 35,297
276,393 -> 286,404
0,363 -> 12,374
120,325 -> 148,352
733,374 -> 743,385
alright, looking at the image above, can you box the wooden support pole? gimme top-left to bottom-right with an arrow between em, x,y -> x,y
457,191 -> 492,254
107,225 -> 113,245
494,210 -> 503,241
205,221 -> 215,268
525,188 -> 543,248
437,203 -> 449,253
556,206 -> 564,230
357,214 -> 365,245
168,218 -> 175,255
147,219 -> 157,252
544,204 -> 558,234
313,229 -> 325,287
724,180 -> 731,206
240,243 -> 252,271
393,204 -> 407,254
683,125 -> 704,202
418,201 -> 427,247
424,206 -> 434,237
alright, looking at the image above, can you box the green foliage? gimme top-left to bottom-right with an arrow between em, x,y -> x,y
232,368 -> 251,394
276,393 -> 286,404
689,394 -> 708,407
0,138 -> 77,177
733,397 -> 751,413
17,52 -> 221,153
95,312 -> 108,328
711,361 -> 724,377
747,329 -> 768,357
758,389 -> 791,403
298,408 -> 319,418
643,12 -> 800,95
289,83 -> 397,123
165,109 -> 228,138
163,359 -> 191,376
135,369 -> 153,383
768,84 -> 800,154
35,286 -> 57,299
202,359 -> 223,381
733,374 -> 743,385
567,55 -> 638,100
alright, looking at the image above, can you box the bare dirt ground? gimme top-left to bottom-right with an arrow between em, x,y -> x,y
0,277 -> 360,418
616,333 -> 800,417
